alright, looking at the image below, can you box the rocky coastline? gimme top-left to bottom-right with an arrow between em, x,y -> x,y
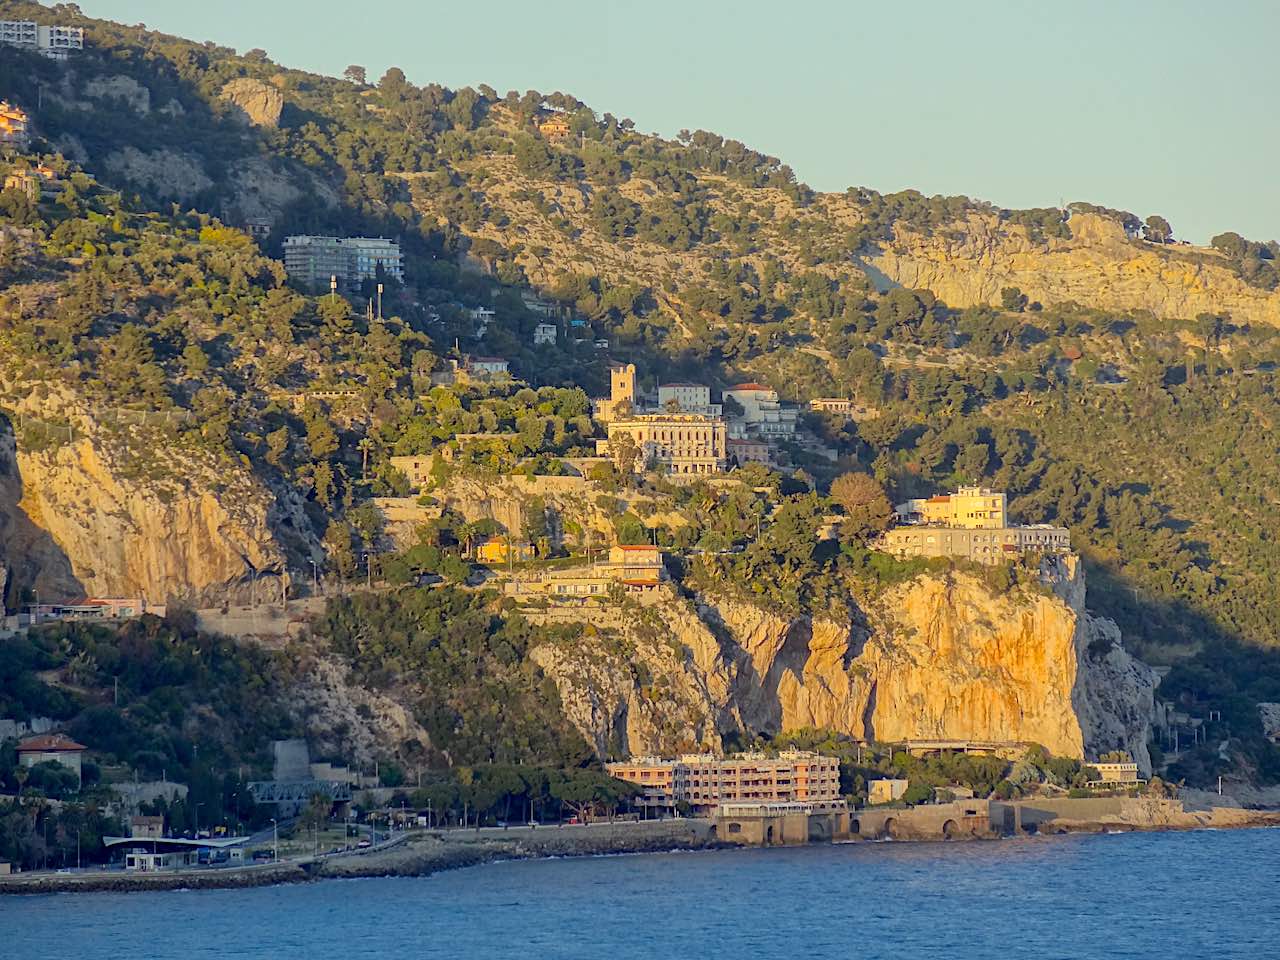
4,807 -> 1279,897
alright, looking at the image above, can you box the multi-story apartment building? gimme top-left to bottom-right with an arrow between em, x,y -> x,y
282,235 -> 403,290
723,382 -> 798,439
0,20 -> 84,59
895,485 -> 1007,528
878,485 -> 1070,563
607,751 -> 842,814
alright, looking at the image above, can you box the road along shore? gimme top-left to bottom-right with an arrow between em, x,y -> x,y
4,803 -> 1280,896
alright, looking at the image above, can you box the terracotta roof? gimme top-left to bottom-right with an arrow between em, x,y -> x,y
928,495 -> 951,503
17,734 -> 87,753
616,544 -> 660,552
728,383 -> 771,391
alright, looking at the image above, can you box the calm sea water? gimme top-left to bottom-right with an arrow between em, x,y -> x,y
3,829 -> 1277,959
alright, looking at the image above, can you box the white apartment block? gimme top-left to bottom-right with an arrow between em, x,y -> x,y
657,382 -> 722,417
0,21 -> 84,59
282,236 -> 403,290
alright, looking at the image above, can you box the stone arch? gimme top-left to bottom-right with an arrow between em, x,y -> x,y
942,819 -> 960,839
850,818 -> 861,835
882,817 -> 897,839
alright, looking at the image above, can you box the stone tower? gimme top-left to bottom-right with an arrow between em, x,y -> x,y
611,363 -> 636,405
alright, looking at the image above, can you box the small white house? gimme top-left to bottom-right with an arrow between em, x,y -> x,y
533,322 -> 557,346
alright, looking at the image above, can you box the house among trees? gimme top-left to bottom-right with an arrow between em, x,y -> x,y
17,734 -> 88,788
537,114 -> 572,142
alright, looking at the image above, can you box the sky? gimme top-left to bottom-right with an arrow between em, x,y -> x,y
80,0 -> 1278,244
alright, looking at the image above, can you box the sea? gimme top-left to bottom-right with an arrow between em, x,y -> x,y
3,828 -> 1277,959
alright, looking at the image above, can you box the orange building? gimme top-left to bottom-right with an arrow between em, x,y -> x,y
0,100 -> 31,148
607,750 -> 841,814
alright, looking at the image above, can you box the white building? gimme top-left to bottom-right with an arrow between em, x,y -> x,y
533,322 -> 557,345
468,356 -> 509,377
0,20 -> 83,59
282,236 -> 403,290
657,382 -> 722,417
723,383 -> 798,439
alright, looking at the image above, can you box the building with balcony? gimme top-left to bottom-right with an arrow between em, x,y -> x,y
895,485 -> 1008,528
0,20 -> 83,59
282,235 -> 403,290
723,383 -> 798,439
533,322 -> 558,345
0,100 -> 31,149
607,750 -> 841,815
878,486 -> 1070,563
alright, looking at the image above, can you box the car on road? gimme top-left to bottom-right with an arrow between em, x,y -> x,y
357,839 -> 371,849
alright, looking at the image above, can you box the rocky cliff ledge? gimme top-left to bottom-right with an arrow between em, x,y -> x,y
0,424 -> 292,607
530,557 -> 1156,772
867,212 -> 1280,327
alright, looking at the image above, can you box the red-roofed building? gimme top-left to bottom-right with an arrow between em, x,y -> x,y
17,733 -> 87,786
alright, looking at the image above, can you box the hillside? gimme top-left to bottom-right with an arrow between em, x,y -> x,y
0,0 -> 1278,801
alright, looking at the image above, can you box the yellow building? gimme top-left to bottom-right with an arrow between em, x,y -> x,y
538,115 -> 572,142
895,485 -> 1007,528
867,778 -> 909,805
389,454 -> 435,492
476,536 -> 536,565
593,363 -> 637,424
1087,761 -> 1142,786
602,414 -> 727,475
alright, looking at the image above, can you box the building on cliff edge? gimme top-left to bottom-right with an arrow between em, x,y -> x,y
877,485 -> 1070,563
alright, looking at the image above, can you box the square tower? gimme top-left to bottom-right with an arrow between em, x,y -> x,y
611,363 -> 636,405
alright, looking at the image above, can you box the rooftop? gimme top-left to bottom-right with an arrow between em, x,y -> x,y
18,734 -> 87,753
728,382 -> 771,391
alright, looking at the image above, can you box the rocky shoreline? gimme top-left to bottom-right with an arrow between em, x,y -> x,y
4,810 -> 1279,897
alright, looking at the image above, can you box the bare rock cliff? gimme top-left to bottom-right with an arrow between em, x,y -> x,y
531,558 -> 1155,771
867,213 -> 1280,327
1,432 -> 290,606
219,78 -> 284,128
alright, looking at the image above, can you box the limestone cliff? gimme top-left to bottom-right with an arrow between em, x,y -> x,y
219,78 -> 284,128
0,425 -> 293,606
529,558 -> 1156,772
867,212 -> 1280,327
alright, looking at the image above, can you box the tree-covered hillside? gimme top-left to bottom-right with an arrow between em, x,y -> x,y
2,0 -> 1280,789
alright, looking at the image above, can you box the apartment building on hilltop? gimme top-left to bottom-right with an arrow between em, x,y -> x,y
0,20 -> 83,59
282,235 -> 403,291
723,383 -> 798,439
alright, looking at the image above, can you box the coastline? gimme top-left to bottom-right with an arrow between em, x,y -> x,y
4,808 -> 1279,897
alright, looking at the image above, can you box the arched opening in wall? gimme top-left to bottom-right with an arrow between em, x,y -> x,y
726,822 -> 742,835
808,817 -> 830,842
882,817 -> 897,840
850,819 -> 861,835
766,824 -> 774,844
942,819 -> 960,840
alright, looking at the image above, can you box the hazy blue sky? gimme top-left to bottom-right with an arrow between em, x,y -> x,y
83,0 -> 1277,243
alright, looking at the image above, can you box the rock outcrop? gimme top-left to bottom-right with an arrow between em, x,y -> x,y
530,557 -> 1156,772
867,212 -> 1280,328
104,146 -> 213,202
219,78 -> 284,127
3,431 -> 290,606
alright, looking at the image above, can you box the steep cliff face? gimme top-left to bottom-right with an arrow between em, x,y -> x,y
530,559 -> 1155,771
1,430 -> 293,606
219,78 -> 285,128
867,213 -> 1280,327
